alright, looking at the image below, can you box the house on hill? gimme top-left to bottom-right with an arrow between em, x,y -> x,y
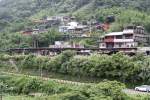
22,28 -> 33,35
49,41 -> 84,48
22,28 -> 48,35
32,16 -> 61,28
99,26 -> 149,49
59,21 -> 89,37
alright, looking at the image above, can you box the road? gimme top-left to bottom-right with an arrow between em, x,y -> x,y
123,89 -> 150,95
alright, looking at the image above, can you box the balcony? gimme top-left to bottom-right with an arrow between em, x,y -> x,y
104,38 -> 114,42
114,39 -> 134,42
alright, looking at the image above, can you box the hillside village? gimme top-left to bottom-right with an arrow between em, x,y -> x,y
15,15 -> 150,56
1,0 -> 150,100
22,15 -> 112,36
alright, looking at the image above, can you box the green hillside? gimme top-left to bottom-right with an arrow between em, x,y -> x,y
0,0 -> 150,49
0,0 -> 150,32
1,1 -> 150,99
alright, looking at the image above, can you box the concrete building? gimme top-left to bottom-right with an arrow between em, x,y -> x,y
99,26 -> 149,49
59,21 -> 89,36
49,41 -> 84,48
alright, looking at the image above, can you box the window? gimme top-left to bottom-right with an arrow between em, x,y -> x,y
135,28 -> 144,34
125,34 -> 133,39
115,43 -> 123,47
116,35 -> 122,39
118,43 -> 122,47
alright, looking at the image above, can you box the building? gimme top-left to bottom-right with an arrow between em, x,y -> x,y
96,23 -> 110,31
99,26 -> 149,49
59,21 -> 89,36
22,28 -> 48,35
32,16 -> 61,29
49,41 -> 84,48
22,28 -> 33,35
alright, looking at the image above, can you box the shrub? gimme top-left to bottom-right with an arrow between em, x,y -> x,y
22,78 -> 42,94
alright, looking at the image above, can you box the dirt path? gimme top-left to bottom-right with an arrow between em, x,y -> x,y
1,72 -> 91,86
3,72 -> 149,95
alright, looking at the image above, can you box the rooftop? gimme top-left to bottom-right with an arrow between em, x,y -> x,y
105,32 -> 123,36
123,29 -> 134,34
68,22 -> 78,27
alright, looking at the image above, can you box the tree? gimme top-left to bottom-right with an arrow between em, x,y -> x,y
0,82 -> 7,100
38,28 -> 61,47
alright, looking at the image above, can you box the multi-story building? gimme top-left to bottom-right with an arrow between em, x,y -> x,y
49,41 -> 84,48
59,21 -> 89,36
99,26 -> 149,49
22,28 -> 48,35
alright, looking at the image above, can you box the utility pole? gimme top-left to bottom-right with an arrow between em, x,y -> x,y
40,65 -> 43,78
0,83 -> 3,100
39,61 -> 43,78
90,21 -> 92,36
32,32 -> 39,48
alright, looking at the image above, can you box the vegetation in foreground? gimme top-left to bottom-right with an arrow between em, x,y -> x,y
1,51 -> 150,99
1,51 -> 150,85
1,73 -> 150,100
0,73 -> 126,100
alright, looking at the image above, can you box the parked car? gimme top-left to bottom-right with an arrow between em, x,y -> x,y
135,85 -> 150,92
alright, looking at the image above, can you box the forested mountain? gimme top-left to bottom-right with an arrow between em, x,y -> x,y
0,0 -> 150,32
1,1 -> 150,99
0,0 -> 150,49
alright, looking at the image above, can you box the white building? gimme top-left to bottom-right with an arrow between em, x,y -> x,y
99,26 -> 149,49
59,21 -> 89,36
